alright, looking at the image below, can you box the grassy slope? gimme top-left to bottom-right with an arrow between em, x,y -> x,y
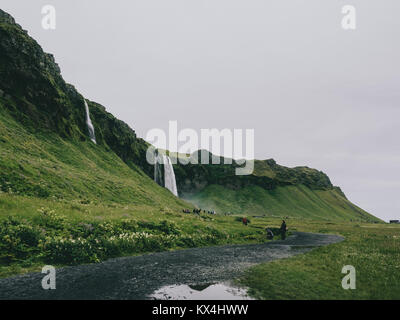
237,218 -> 400,299
184,184 -> 380,223
0,103 -> 267,278
0,193 -> 270,278
0,102 -> 185,209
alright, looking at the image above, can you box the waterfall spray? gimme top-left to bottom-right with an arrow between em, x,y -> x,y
84,100 -> 96,144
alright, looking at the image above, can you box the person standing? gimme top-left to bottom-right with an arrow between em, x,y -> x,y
280,220 -> 287,240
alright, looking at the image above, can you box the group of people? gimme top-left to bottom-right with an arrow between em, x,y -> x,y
182,208 -> 216,215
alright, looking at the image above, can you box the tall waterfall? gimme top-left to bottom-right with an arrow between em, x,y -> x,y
154,154 -> 178,197
164,156 -> 178,197
84,100 -> 96,144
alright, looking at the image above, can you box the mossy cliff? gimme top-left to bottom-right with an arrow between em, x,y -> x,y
0,9 -> 380,222
173,152 -> 335,196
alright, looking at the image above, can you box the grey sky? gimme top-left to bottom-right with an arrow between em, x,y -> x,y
2,0 -> 400,221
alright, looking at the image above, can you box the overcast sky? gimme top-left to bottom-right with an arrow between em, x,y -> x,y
2,0 -> 400,221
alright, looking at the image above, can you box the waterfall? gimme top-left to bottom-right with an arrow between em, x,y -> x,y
164,155 -> 178,197
84,100 -> 96,144
154,153 -> 178,197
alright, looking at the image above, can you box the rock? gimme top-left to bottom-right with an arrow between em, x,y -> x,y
0,9 -> 15,24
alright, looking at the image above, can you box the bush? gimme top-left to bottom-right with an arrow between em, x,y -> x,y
36,207 -> 66,230
137,220 -> 181,235
0,213 -> 254,267
40,237 -> 98,264
0,217 -> 42,262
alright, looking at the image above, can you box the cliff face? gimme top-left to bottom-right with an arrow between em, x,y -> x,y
0,8 -> 337,195
0,9 -> 152,177
0,9 -> 379,222
86,100 -> 153,176
0,8 -> 333,195
173,151 -> 335,197
0,8 -> 188,208
0,9 -> 84,139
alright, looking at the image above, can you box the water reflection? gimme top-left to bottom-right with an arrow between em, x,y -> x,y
149,282 -> 253,300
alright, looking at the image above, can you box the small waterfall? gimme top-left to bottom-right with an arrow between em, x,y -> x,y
154,153 -> 178,197
164,155 -> 178,197
84,100 -> 96,144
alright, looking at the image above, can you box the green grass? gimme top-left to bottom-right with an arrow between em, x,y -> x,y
184,184 -> 380,223
0,193 -> 272,278
0,103 -> 185,208
238,218 -> 400,299
1,198 -> 398,300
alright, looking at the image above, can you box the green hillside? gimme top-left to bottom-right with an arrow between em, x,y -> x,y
183,184 -> 378,222
0,7 -> 381,225
0,104 -> 185,209
173,152 -> 380,222
0,8 -> 176,207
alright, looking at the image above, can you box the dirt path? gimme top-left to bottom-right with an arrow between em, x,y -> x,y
0,232 -> 343,300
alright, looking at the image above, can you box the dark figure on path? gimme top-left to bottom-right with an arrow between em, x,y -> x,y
280,220 -> 287,240
242,217 -> 248,226
266,228 -> 274,240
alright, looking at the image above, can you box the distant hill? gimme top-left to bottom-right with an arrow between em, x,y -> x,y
172,151 -> 380,222
0,9 -> 381,222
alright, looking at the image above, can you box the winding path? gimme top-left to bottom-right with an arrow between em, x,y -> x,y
0,232 -> 343,300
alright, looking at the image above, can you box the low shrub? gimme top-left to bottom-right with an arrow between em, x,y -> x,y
0,214 -> 237,266
0,218 -> 43,262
